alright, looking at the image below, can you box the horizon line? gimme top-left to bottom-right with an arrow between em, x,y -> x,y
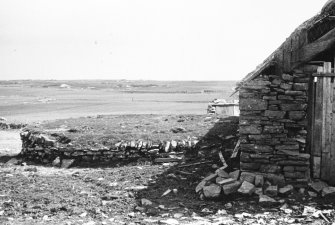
0,79 -> 239,82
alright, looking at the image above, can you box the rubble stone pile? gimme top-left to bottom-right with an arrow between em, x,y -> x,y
20,130 -> 201,166
239,71 -> 310,186
196,168 -> 335,202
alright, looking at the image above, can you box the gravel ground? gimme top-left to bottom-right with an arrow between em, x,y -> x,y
1,159 -> 335,225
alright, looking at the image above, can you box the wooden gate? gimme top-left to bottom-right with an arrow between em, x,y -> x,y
310,62 -> 335,184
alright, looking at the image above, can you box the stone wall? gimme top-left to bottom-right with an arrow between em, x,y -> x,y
0,121 -> 26,130
20,130 -> 201,166
239,72 -> 311,186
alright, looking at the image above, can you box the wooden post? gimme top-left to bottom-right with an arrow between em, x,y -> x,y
313,76 -> 323,158
330,79 -> 335,185
324,62 -> 332,74
308,75 -> 317,177
330,57 -> 335,185
321,62 -> 332,180
307,77 -> 315,155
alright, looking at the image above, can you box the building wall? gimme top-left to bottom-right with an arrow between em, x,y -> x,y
214,105 -> 240,116
239,72 -> 311,186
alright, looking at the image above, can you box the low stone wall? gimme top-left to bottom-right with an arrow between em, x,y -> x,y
239,72 -> 311,186
0,121 -> 27,130
19,130 -> 202,165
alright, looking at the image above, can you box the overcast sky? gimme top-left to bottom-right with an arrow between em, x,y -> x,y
0,0 -> 330,81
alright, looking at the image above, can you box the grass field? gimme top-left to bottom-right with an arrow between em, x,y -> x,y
0,80 -> 238,123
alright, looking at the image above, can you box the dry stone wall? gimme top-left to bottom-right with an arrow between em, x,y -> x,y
0,121 -> 26,130
239,72 -> 311,186
20,130 -> 201,165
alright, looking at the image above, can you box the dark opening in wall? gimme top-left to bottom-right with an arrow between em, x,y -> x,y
288,127 -> 302,138
261,65 -> 277,75
310,45 -> 335,68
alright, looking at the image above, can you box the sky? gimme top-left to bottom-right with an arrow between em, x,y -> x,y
0,0 -> 330,81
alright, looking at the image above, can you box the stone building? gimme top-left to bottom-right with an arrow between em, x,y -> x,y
236,0 -> 335,186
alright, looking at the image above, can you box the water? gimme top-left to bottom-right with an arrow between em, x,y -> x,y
0,130 -> 21,156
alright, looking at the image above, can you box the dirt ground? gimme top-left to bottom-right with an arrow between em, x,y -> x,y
1,115 -> 335,225
1,156 -> 335,225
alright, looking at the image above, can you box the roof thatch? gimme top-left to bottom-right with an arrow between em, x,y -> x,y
238,0 -> 335,88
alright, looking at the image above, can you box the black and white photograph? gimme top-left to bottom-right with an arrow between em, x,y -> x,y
1,0 -> 335,224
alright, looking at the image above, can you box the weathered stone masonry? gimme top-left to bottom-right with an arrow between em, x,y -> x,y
19,130 -> 200,165
239,72 -> 311,186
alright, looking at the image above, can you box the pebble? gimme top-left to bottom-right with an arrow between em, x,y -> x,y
141,198 -> 153,206
125,186 -> 148,191
79,212 -> 87,217
173,213 -> 184,218
216,209 -> 227,215
224,203 -> 232,209
160,218 -> 180,225
259,194 -> 277,203
308,191 -> 318,197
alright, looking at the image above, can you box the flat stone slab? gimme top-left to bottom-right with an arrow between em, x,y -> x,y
5,158 -> 20,166
216,168 -> 230,178
277,150 -> 310,159
259,194 -> 277,204
195,180 -> 207,193
240,172 -> 256,184
203,184 -> 221,198
222,181 -> 242,195
309,181 -> 328,193
61,159 -> 75,168
125,186 -> 148,191
229,170 -> 240,180
238,181 -> 255,195
322,187 -> 335,197
216,177 -> 236,186
279,185 -> 294,195
195,173 -> 218,193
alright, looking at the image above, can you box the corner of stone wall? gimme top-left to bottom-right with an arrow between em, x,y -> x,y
239,72 -> 311,186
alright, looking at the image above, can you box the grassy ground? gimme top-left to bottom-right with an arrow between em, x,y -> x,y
31,114 -> 238,148
0,80 -> 238,123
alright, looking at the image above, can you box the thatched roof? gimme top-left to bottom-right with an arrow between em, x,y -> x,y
238,0 -> 335,89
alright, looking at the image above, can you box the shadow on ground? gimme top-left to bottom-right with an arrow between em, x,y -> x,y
130,116 -> 335,222
133,116 -> 243,216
